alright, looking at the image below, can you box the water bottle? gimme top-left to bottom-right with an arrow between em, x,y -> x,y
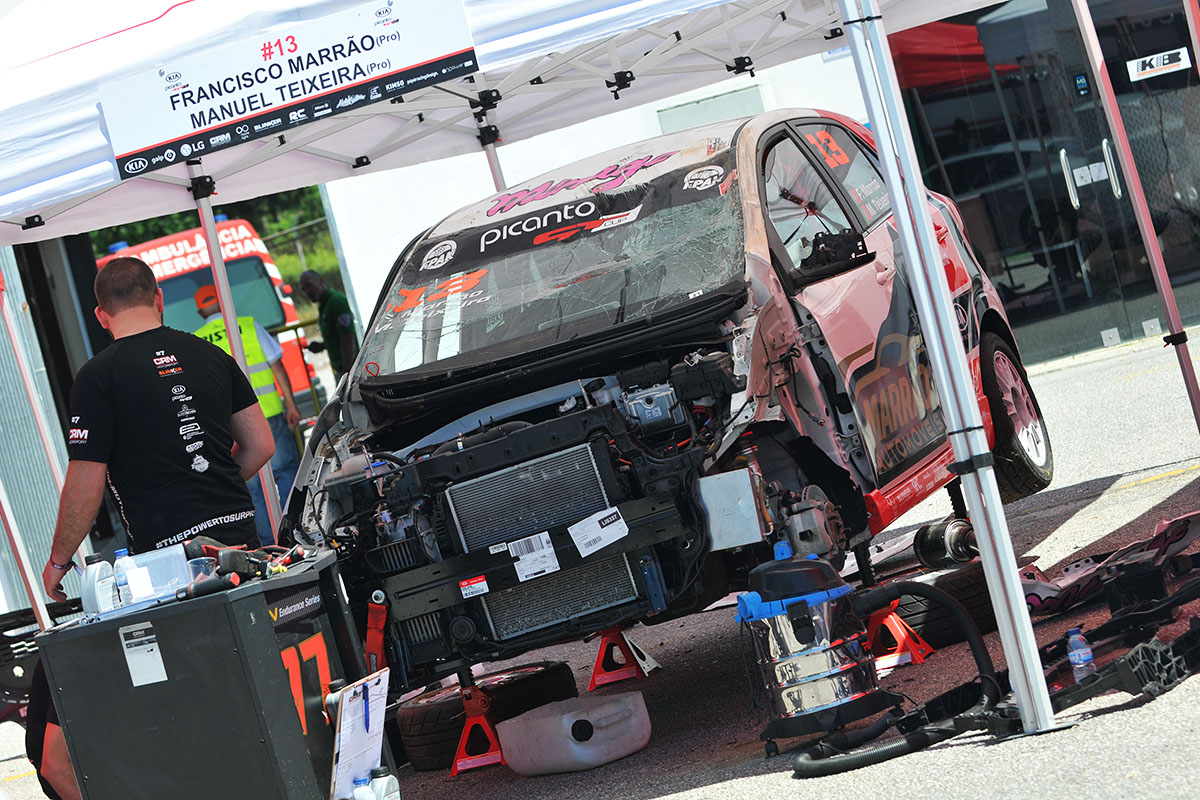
113,548 -> 135,608
367,766 -> 401,800
1067,627 -> 1096,683
351,777 -> 374,800
80,554 -> 115,615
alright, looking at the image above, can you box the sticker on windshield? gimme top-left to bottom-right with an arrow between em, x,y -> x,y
387,269 -> 489,317
683,165 -> 725,191
533,204 -> 643,246
568,507 -> 629,558
486,152 -> 679,217
421,241 -> 457,271
508,532 -> 560,582
719,169 -> 737,196
480,201 -> 598,253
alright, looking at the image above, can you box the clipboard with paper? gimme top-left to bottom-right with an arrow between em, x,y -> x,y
329,668 -> 389,799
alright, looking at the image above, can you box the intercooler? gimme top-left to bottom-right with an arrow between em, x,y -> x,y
444,443 -> 639,640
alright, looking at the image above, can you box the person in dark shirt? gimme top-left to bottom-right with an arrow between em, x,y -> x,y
42,257 -> 276,601
299,270 -> 359,382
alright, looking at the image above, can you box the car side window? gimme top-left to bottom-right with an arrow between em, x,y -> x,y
763,137 -> 852,269
796,123 -> 890,227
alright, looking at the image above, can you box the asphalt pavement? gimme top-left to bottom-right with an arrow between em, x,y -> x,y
2,331 -> 1199,799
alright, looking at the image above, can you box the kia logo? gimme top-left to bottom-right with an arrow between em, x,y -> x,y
172,385 -> 186,394
124,157 -> 149,174
165,71 -> 181,82
376,7 -> 391,17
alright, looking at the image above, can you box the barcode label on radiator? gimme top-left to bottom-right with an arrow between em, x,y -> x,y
508,532 -> 560,582
568,507 -> 629,558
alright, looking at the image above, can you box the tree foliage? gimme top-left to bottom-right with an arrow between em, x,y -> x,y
87,185 -> 344,299
89,185 -> 327,258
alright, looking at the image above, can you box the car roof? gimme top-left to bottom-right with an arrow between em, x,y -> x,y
420,108 -> 846,240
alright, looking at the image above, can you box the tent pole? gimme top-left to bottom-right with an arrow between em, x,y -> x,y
0,477 -> 50,629
484,143 -> 507,191
839,0 -> 1056,732
0,273 -> 65,490
187,160 -> 283,539
1185,0 -> 1200,80
1068,0 -> 1200,437
1,268 -> 89,613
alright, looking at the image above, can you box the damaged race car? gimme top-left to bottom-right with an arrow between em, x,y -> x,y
287,109 -> 1053,703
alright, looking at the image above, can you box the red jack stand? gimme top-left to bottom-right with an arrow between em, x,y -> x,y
449,678 -> 505,776
866,600 -> 935,677
587,627 -> 660,692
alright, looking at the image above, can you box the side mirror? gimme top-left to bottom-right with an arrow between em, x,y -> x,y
790,230 -> 875,284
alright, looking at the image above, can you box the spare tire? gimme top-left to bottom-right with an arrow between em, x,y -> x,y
892,561 -> 997,649
396,661 -> 578,771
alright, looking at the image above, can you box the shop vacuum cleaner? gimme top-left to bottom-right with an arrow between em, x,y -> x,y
736,542 -> 1001,774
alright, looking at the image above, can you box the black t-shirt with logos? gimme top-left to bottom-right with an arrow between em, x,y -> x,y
67,326 -> 259,552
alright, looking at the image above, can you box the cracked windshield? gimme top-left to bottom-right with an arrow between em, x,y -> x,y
358,154 -> 744,378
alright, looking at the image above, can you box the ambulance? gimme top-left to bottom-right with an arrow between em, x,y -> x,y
98,218 -> 325,419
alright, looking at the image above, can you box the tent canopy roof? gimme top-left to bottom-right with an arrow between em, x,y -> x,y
0,0 -> 994,246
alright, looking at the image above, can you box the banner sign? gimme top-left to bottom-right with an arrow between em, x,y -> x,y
99,0 -> 477,178
1126,47 -> 1192,83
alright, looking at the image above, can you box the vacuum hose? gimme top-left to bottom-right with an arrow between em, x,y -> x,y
792,580 -> 1000,778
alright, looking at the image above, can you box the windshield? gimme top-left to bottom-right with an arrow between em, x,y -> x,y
359,155 -> 743,379
160,256 -> 286,333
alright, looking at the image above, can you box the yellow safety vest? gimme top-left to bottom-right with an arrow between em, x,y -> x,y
194,315 -> 283,418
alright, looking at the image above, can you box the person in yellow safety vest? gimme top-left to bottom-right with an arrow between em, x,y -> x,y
193,285 -> 301,546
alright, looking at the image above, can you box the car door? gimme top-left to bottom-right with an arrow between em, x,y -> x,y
760,119 -> 948,494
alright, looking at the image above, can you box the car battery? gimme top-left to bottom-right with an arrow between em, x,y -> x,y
38,550 -> 372,800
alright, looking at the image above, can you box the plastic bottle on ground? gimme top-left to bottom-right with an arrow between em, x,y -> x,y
367,766 -> 401,800
113,548 -> 135,608
351,777 -> 374,800
1066,627 -> 1097,684
80,554 -> 115,615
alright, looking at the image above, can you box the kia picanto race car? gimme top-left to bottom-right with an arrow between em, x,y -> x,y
288,109 -> 1053,693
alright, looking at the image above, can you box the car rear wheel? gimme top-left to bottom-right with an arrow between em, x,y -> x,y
396,661 -> 578,771
981,331 -> 1052,502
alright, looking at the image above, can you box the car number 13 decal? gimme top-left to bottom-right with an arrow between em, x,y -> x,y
805,131 -> 850,169
387,268 -> 489,315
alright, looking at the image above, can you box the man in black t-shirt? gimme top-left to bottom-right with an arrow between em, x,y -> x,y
42,258 -> 276,601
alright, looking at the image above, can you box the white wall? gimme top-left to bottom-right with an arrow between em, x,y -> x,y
324,51 -> 867,318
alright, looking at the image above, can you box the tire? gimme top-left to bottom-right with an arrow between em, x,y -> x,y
893,561 -> 996,649
980,331 -> 1053,502
396,660 -> 578,771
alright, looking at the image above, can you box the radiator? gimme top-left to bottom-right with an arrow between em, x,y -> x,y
445,442 -> 610,553
481,554 -> 638,640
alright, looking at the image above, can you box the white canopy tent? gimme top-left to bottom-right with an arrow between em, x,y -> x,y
1,0 -> 986,242
7,0 -> 1189,734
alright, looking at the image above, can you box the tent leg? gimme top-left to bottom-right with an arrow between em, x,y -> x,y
0,478 -> 50,629
484,142 -> 507,192
187,160 -> 283,540
839,0 -> 1056,733
1069,0 -> 1200,438
1,268 -> 88,614
0,276 -> 65,490
1185,0 -> 1200,84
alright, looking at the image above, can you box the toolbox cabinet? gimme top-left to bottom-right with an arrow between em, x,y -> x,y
38,551 -> 370,800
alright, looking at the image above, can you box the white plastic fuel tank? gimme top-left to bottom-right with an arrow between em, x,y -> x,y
496,691 -> 651,775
